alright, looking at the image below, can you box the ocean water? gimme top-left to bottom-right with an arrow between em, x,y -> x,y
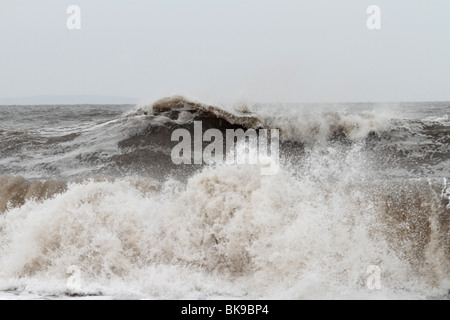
0,97 -> 448,300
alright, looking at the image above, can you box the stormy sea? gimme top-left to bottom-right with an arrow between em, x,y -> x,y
0,97 -> 448,299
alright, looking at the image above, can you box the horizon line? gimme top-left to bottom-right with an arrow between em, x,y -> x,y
0,95 -> 448,106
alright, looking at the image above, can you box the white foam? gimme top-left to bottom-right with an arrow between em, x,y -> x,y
254,106 -> 392,143
0,145 -> 448,299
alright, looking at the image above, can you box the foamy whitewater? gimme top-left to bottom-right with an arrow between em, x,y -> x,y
0,97 -> 449,299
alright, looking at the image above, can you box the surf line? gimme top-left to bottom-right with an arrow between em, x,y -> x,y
171,121 -> 280,176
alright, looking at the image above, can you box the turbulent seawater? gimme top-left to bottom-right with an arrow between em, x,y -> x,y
0,97 -> 448,299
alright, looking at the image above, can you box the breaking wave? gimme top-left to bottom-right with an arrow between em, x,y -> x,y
0,97 -> 449,299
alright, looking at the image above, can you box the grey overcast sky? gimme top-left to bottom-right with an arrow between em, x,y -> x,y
0,0 -> 449,104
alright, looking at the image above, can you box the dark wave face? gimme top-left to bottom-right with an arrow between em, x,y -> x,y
0,98 -> 448,180
0,97 -> 449,299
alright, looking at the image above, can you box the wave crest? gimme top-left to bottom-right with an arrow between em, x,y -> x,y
130,96 -> 263,129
